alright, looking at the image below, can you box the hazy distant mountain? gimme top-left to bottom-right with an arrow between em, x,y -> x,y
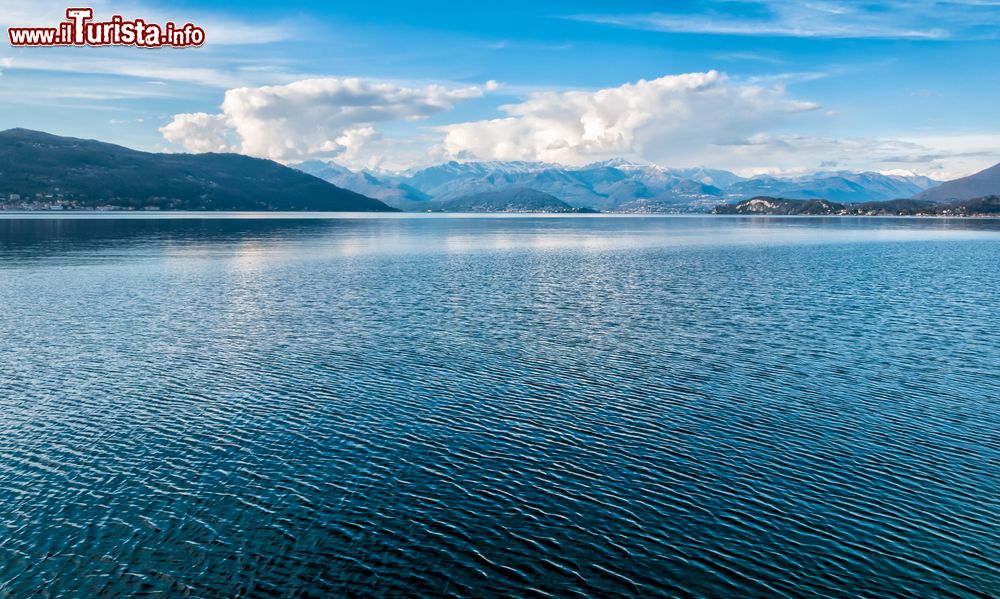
916,162 -> 1000,202
404,162 -> 606,207
295,160 -> 429,210
384,160 -> 726,211
295,158 -> 944,213
428,188 -> 586,212
0,129 -> 394,211
728,171 -> 937,203
662,166 -> 745,189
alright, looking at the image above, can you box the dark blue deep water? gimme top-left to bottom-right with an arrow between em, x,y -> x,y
0,214 -> 997,597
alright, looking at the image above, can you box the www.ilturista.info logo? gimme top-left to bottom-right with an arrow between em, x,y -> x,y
8,8 -> 205,47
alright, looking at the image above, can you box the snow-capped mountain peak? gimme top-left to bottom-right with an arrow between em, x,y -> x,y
297,158 -> 943,212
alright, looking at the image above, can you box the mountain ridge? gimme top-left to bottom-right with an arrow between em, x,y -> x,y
298,158 -> 944,212
0,129 -> 395,211
916,162 -> 1000,203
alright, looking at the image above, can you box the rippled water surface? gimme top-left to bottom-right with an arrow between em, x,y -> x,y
0,214 -> 998,597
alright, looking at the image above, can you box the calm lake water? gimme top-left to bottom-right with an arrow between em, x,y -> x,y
0,214 -> 997,597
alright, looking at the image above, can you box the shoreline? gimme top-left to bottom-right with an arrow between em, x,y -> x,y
0,210 -> 997,220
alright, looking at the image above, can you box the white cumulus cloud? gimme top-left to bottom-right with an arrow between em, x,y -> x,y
438,70 -> 819,166
160,113 -> 235,153
159,71 -> 998,177
160,77 -> 486,164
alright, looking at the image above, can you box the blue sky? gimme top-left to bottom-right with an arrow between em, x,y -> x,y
1,0 -> 998,178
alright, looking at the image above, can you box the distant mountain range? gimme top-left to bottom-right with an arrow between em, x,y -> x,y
0,129 -> 394,211
726,171 -> 939,203
296,158 -> 943,212
714,196 -> 1000,216
296,160 -> 428,209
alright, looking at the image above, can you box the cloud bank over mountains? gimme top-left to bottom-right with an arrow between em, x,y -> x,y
161,77 -> 487,164
161,71 -> 822,171
440,71 -> 818,166
160,70 -> 997,178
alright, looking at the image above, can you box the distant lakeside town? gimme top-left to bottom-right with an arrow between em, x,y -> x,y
1,193 -> 163,211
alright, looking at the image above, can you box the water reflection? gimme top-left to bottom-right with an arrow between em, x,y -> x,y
0,214 -> 997,265
0,214 -> 997,597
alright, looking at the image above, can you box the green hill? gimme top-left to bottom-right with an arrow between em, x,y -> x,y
712,196 -> 844,215
713,195 -> 998,216
0,129 -> 395,211
428,188 -> 595,212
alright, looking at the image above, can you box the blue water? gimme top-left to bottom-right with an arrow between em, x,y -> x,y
0,214 -> 997,597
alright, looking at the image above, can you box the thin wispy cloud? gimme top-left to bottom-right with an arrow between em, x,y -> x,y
739,57 -> 897,86
3,54 -> 252,88
714,52 -> 786,65
567,1 -> 1000,40
715,132 -> 1000,179
483,40 -> 574,51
